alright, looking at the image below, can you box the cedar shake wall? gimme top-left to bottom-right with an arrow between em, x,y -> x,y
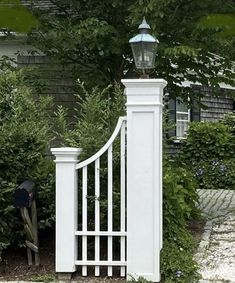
201,95 -> 234,121
17,55 -> 78,125
21,0 -> 58,11
192,85 -> 234,122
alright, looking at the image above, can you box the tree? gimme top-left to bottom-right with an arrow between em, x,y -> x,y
0,0 -> 38,33
28,0 -> 234,101
198,14 -> 235,60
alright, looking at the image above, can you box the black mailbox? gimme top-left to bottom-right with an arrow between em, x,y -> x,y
14,180 -> 35,208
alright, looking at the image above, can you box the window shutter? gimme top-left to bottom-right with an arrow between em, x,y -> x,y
191,99 -> 201,122
167,99 -> 176,137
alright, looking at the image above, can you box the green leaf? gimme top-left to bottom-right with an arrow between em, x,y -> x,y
0,1 -> 38,32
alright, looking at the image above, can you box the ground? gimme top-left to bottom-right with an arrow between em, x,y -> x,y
0,230 -> 55,282
0,220 -> 204,282
195,189 -> 235,283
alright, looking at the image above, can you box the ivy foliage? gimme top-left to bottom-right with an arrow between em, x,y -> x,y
163,161 -> 199,233
161,231 -> 199,283
161,159 -> 200,282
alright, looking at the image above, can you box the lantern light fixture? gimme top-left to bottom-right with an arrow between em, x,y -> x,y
129,17 -> 159,76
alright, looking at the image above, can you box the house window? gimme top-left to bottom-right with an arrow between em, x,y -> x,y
167,96 -> 200,139
176,99 -> 190,138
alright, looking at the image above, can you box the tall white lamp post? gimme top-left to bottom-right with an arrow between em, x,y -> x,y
122,18 -> 167,282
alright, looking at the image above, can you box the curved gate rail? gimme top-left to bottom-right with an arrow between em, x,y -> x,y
75,116 -> 127,277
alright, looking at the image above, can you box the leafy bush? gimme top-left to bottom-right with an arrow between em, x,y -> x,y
55,80 -> 125,158
0,70 -> 54,260
181,121 -> 235,190
221,112 -> 235,134
161,228 -> 199,283
161,159 -> 200,283
181,122 -> 233,161
163,160 -> 199,236
194,159 -> 235,190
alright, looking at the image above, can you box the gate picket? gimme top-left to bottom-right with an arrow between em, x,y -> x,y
95,158 -> 100,276
82,166 -> 88,276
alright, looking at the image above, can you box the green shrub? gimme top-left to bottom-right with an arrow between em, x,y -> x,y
221,112 -> 235,135
181,121 -> 235,190
55,80 -> 126,158
161,159 -> 200,283
0,70 -> 54,260
194,159 -> 235,190
163,160 -> 199,236
161,228 -> 200,283
181,122 -> 233,161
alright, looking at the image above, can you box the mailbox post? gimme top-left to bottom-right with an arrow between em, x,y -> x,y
14,180 -> 40,266
14,180 -> 35,208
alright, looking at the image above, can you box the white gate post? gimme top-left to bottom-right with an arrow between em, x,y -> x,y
121,79 -> 167,282
51,147 -> 81,274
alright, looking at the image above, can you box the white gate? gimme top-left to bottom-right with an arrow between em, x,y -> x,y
51,79 -> 167,282
75,116 -> 127,277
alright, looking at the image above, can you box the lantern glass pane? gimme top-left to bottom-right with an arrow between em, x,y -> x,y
131,42 -> 157,69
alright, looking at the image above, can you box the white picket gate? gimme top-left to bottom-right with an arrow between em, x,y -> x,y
51,79 -> 167,282
75,116 -> 127,277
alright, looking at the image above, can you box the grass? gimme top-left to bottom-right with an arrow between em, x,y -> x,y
29,273 -> 56,282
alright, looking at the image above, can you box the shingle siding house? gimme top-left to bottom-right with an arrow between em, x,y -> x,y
17,55 -> 78,124
20,0 -> 57,10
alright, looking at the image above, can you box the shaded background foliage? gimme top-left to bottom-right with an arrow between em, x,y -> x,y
0,0 -> 38,33
27,0 -> 235,104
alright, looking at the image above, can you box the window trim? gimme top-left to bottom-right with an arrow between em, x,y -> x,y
175,102 -> 191,139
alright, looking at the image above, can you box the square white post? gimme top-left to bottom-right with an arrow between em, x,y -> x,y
51,147 -> 81,274
122,79 -> 167,282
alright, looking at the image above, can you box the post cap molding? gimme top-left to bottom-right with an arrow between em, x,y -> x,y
51,147 -> 82,163
121,79 -> 167,89
51,147 -> 82,155
121,79 -> 167,98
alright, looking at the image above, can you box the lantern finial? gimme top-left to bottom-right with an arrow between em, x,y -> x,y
138,17 -> 151,30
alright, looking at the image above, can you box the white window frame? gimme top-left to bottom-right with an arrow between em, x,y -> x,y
176,100 -> 190,139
